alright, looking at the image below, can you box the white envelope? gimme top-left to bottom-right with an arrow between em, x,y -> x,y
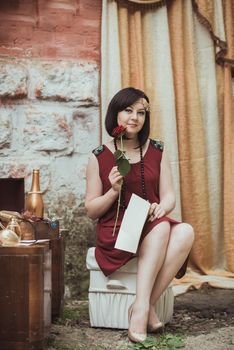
114,193 -> 151,253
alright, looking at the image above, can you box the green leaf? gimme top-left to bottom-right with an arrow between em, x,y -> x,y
117,157 -> 131,176
167,338 -> 184,348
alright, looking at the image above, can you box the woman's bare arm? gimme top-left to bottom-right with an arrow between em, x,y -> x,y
85,154 -> 122,220
158,148 -> 176,214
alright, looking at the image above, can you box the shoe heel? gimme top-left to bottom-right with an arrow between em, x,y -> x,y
147,321 -> 164,333
128,330 -> 147,343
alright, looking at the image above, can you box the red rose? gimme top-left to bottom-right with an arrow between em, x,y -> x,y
111,125 -> 126,138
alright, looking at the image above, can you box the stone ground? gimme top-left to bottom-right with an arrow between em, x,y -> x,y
46,285 -> 234,350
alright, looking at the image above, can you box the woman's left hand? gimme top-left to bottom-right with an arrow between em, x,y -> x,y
148,202 -> 166,222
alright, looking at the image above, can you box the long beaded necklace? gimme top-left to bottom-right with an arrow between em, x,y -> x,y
114,138 -> 147,210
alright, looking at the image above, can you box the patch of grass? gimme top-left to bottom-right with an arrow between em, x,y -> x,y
54,302 -> 89,327
118,334 -> 185,350
46,342 -> 78,350
45,334 -> 75,349
49,342 -> 75,350
45,334 -> 56,347
45,339 -> 109,350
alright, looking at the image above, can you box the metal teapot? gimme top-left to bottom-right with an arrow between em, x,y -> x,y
0,218 -> 21,246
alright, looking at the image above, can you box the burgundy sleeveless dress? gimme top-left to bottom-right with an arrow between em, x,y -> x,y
92,139 -> 184,278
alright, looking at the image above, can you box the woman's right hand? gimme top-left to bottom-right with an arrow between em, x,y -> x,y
108,166 -> 123,192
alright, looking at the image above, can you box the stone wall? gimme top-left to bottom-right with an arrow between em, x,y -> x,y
0,0 -> 102,298
0,58 -> 99,204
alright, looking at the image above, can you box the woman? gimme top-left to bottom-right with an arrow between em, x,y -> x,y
85,87 -> 194,343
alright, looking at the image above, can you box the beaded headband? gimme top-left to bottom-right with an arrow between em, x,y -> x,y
140,98 -> 150,112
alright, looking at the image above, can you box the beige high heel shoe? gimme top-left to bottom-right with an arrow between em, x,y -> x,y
147,321 -> 164,333
128,304 -> 147,343
147,305 -> 164,333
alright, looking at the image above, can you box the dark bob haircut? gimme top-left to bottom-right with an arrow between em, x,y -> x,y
105,87 -> 150,147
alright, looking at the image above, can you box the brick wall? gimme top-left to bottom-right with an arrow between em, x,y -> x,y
0,0 -> 101,61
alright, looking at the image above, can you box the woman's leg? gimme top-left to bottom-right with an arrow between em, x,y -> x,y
129,221 -> 170,335
148,223 -> 195,326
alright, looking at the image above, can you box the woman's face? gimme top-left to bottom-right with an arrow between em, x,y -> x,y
117,99 -> 147,137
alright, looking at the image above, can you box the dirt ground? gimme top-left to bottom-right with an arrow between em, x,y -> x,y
46,285 -> 234,350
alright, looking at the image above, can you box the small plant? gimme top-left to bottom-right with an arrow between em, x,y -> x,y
45,334 -> 56,347
118,334 -> 185,350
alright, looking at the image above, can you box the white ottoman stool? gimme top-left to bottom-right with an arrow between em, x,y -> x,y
86,247 -> 174,329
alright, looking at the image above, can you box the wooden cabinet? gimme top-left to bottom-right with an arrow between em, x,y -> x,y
50,237 -> 65,320
0,178 -> 65,348
0,245 -> 51,350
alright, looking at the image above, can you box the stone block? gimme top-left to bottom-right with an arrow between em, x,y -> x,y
0,61 -> 27,98
45,153 -> 88,203
23,109 -> 73,153
0,110 -> 12,149
72,107 -> 100,154
33,61 -> 98,104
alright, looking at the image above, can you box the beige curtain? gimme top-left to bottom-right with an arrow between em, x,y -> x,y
101,0 -> 234,288
222,0 -> 234,273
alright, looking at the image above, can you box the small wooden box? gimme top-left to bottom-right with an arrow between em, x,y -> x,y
0,245 -> 51,350
20,220 -> 60,241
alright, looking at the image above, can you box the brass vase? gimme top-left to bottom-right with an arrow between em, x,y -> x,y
26,169 -> 44,218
